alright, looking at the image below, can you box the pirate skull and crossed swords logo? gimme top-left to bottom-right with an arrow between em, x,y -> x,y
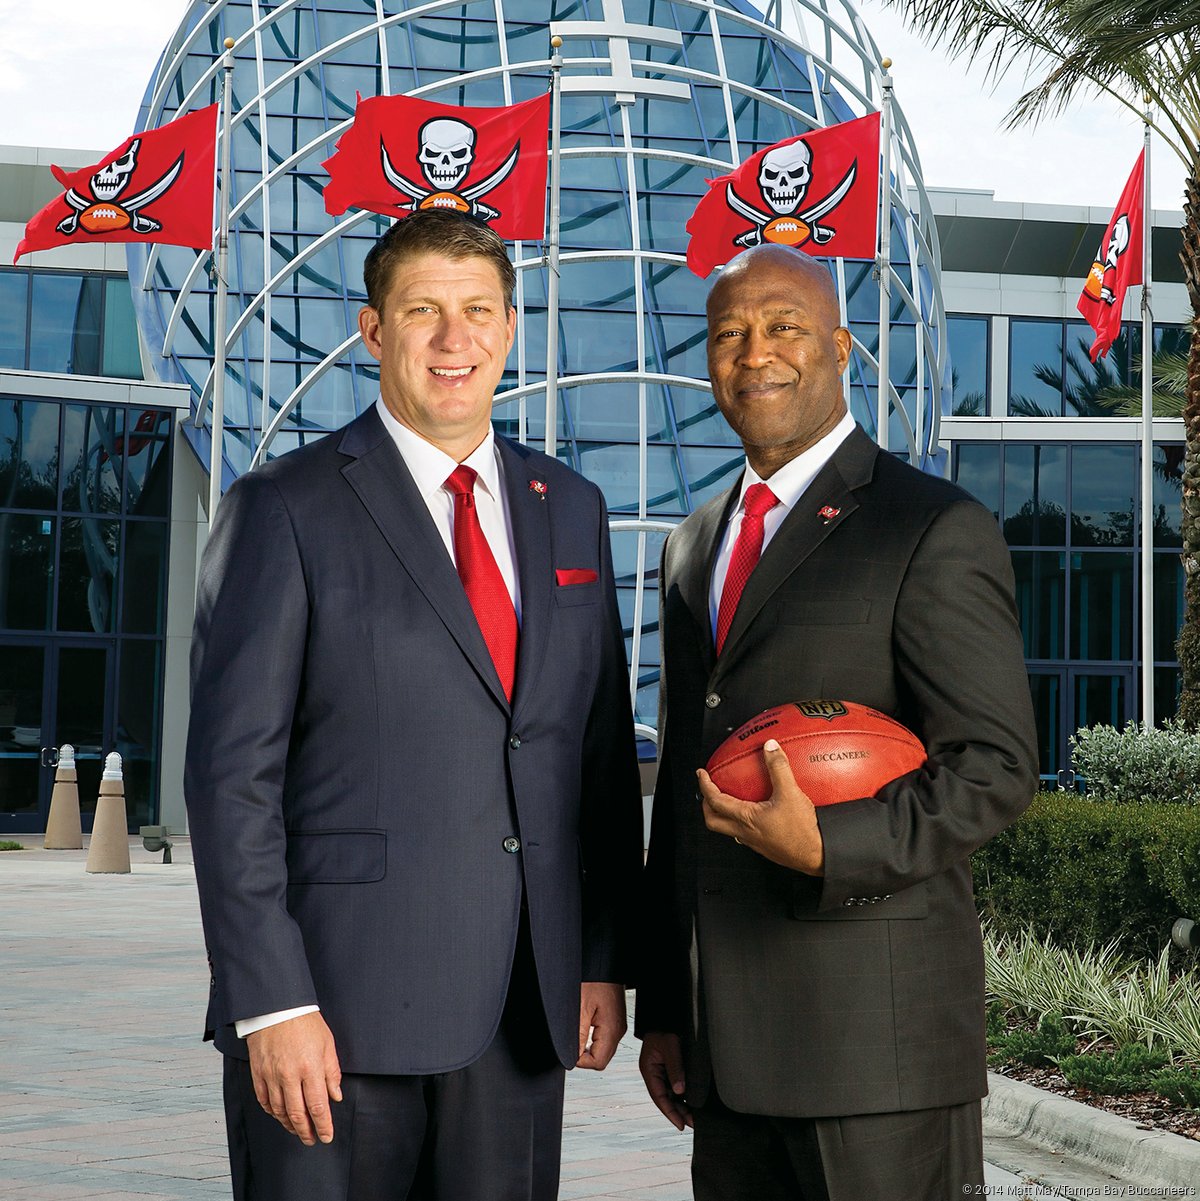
727,140 -> 858,250
56,140 -> 185,237
380,117 -> 519,221
1083,213 -> 1132,306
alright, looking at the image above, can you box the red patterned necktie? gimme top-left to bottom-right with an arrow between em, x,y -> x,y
715,482 -> 779,655
445,465 -> 518,700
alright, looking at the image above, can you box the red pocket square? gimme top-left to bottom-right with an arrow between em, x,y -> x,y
556,568 -> 598,586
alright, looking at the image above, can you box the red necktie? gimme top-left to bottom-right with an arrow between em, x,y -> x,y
445,465 -> 518,700
715,482 -> 779,655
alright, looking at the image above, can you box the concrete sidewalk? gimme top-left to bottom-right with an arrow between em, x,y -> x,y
0,840 -> 1152,1200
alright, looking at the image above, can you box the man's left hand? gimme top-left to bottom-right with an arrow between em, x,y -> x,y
698,738 -> 825,875
577,981 -> 626,1070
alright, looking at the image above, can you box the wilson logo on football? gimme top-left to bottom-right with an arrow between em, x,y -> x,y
56,140 -> 185,240
795,700 -> 850,722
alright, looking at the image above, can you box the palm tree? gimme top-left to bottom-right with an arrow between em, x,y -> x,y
884,0 -> 1200,724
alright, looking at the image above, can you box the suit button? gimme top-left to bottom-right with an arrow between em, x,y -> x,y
502,837 -> 521,854
705,692 -> 721,709
509,735 -> 522,749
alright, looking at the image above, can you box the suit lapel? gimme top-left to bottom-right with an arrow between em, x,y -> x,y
675,486 -> 741,676
337,409 -> 510,711
719,428 -> 879,660
496,437 -> 552,722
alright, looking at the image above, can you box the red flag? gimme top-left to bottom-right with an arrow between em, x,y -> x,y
323,93 -> 550,240
685,113 -> 881,278
14,105 -> 218,264
1077,150 -> 1145,361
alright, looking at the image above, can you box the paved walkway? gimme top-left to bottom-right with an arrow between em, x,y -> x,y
2,839 -> 1085,1200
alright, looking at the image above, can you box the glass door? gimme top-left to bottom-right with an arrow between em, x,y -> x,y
0,639 -> 50,831
0,638 -> 112,832
51,641 -> 114,831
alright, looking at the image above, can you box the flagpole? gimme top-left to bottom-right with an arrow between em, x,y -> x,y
875,58 -> 894,451
1140,97 -> 1155,727
208,37 -> 236,522
544,35 -> 564,460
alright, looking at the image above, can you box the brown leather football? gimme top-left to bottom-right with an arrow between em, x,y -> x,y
706,700 -> 926,806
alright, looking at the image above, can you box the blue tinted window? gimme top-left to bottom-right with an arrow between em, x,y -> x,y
0,271 -> 28,368
102,279 -> 142,379
1009,319 -> 1063,416
1070,445 -> 1135,547
1071,552 -> 1133,660
1003,444 -> 1066,546
953,443 -> 1000,519
947,316 -> 988,415
30,274 -> 102,376
1010,551 -> 1066,659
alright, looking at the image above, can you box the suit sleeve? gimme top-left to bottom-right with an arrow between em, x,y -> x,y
815,499 -> 1038,909
184,473 -> 319,1030
634,532 -> 692,1036
577,495 -> 645,983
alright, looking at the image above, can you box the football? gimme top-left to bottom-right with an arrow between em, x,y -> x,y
705,700 -> 925,806
79,204 -> 132,234
419,191 -> 471,213
763,215 -> 811,246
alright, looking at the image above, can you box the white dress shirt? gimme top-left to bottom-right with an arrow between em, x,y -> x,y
708,410 -> 857,636
235,401 -> 520,1040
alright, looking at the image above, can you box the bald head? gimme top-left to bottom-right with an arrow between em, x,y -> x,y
706,245 -> 842,331
704,244 -> 851,479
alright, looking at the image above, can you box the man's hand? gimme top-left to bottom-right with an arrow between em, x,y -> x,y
698,738 -> 825,875
577,981 -> 626,1070
638,1031 -> 691,1130
245,1011 -> 343,1146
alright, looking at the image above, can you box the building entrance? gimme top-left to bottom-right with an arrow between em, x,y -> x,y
0,636 -> 113,832
1028,666 -> 1136,788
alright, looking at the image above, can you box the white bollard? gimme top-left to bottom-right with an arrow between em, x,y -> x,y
85,753 -> 130,874
43,744 -> 83,850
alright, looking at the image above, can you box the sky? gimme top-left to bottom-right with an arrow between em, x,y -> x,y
0,0 -> 1186,214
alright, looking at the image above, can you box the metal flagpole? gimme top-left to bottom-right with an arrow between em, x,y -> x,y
875,58 -> 894,451
208,37 -> 236,522
544,35 -> 564,460
1140,97 -> 1155,726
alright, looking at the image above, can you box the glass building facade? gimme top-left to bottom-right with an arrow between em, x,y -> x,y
945,309 -> 1187,782
127,0 -> 950,741
0,267 -> 175,830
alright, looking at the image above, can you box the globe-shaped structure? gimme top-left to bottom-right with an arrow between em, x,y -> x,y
128,0 -> 949,734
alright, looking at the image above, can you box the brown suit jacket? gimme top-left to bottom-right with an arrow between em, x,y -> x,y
636,427 -> 1038,1118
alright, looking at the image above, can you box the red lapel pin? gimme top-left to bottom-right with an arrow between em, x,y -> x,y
529,479 -> 547,500
817,505 -> 840,522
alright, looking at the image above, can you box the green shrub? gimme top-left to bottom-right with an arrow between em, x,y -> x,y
1151,1065 -> 1200,1109
973,792 -> 1200,958
0,841 -> 24,851
1058,1044 -> 1169,1095
987,1011 -> 1076,1069
1070,718 -> 1200,804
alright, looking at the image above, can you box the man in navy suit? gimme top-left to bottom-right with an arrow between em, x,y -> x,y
185,210 -> 644,1201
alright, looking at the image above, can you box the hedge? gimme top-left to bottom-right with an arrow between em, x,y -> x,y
972,792 -> 1200,958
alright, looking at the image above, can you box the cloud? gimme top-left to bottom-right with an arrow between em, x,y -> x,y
1,0 -> 187,150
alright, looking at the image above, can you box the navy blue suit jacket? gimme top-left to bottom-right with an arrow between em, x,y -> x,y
185,408 -> 643,1074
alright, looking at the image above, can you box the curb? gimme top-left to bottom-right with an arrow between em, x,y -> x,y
983,1071 -> 1200,1190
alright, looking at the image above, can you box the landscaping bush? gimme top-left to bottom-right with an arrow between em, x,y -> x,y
1058,1044 -> 1169,1095
987,1010 -> 1076,1069
973,792 -> 1200,958
1152,1066 -> 1200,1108
1070,718 -> 1200,805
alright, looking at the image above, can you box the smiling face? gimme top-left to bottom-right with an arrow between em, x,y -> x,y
706,246 -> 851,478
358,250 -> 516,460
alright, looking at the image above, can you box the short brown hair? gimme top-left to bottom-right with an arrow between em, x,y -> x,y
362,211 -> 516,313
